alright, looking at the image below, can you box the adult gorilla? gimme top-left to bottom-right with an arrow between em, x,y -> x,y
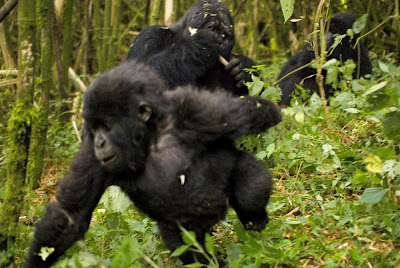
126,0 -> 256,96
278,12 -> 372,106
24,61 -> 281,267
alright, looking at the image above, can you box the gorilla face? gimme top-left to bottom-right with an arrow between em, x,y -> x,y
82,63 -> 163,172
183,0 -> 235,58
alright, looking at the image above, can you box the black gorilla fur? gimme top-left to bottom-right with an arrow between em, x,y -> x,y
126,0 -> 256,96
25,61 -> 281,267
278,12 -> 372,106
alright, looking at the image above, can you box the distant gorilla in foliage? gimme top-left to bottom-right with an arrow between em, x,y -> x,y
25,61 -> 281,267
278,12 -> 372,106
126,0 -> 256,96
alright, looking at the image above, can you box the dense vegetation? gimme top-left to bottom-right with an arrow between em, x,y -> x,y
0,0 -> 399,267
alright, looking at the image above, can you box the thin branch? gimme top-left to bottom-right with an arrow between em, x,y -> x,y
0,78 -> 17,86
0,0 -> 18,23
273,61 -> 314,85
0,69 -> 18,76
232,0 -> 248,18
353,15 -> 399,49
68,67 -> 86,92
313,0 -> 331,127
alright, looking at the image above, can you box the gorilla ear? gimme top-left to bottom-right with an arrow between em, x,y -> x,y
138,101 -> 152,122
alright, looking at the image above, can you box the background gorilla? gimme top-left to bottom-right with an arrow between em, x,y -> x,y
126,0 -> 256,96
25,61 -> 281,267
278,12 -> 372,106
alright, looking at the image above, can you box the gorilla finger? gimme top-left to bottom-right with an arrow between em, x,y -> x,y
225,57 -> 241,71
236,80 -> 245,88
230,65 -> 244,77
235,72 -> 248,82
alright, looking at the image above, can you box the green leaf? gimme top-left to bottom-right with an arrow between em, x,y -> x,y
100,186 -> 132,213
383,111 -> 400,141
344,108 -> 360,114
359,187 -> 389,204
364,154 -> 383,173
205,233 -> 214,255
352,14 -> 368,34
38,247 -> 55,261
256,150 -> 267,160
363,81 -> 388,96
378,61 -> 390,73
322,58 -> 338,69
294,111 -> 305,124
185,263 -> 206,268
304,155 -> 316,163
249,78 -> 264,96
171,245 -> 190,257
181,228 -> 197,245
352,169 -> 368,185
266,143 -> 276,158
279,0 -> 295,22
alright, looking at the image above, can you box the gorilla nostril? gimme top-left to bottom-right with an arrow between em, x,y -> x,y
94,132 -> 107,149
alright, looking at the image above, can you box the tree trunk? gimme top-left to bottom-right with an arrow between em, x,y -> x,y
0,0 -> 36,247
395,0 -> 400,61
60,0 -> 73,122
0,0 -> 18,23
0,0 -> 16,69
93,0 -> 104,72
150,0 -> 162,25
109,0 -> 121,67
164,0 -> 173,25
27,0 -> 52,190
102,0 -> 111,70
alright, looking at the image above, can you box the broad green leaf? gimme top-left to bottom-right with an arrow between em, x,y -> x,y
322,58 -> 338,69
100,186 -> 131,213
205,233 -> 214,255
352,14 -> 368,34
383,111 -> 400,141
364,154 -> 383,173
378,61 -> 390,73
38,247 -> 55,261
185,263 -> 205,268
256,150 -> 267,160
322,144 -> 333,154
362,81 -> 388,96
171,245 -> 190,257
279,0 -> 295,22
249,79 -> 264,96
294,111 -> 305,124
304,155 -> 316,163
359,187 -> 389,204
266,143 -> 276,158
181,228 -> 197,245
344,108 -> 360,114
352,169 -> 368,185
292,133 -> 301,140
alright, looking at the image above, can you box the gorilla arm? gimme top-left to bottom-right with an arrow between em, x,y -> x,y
165,87 -> 282,143
24,132 -> 111,268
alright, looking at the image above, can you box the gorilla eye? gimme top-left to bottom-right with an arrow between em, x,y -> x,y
102,118 -> 114,131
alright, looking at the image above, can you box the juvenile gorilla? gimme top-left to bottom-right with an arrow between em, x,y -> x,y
278,12 -> 372,106
25,62 -> 281,267
126,0 -> 255,96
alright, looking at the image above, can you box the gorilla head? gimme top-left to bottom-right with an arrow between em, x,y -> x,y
82,63 -> 167,172
171,0 -> 235,59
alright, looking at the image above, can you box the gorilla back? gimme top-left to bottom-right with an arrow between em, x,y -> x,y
126,0 -> 257,96
278,12 -> 372,106
25,61 -> 281,267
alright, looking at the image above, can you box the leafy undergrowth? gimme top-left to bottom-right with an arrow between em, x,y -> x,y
6,56 -> 400,267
